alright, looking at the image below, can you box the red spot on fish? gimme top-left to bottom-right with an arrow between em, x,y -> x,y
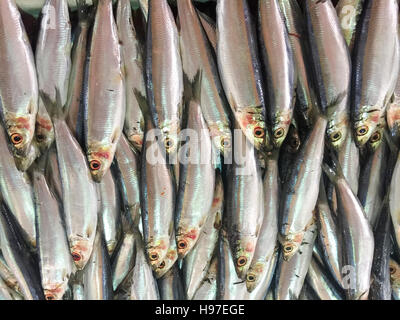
212,197 -> 220,206
186,229 -> 197,240
161,191 -> 165,196
92,151 -> 110,160
15,117 -> 30,130
288,32 -> 301,39
245,242 -> 254,252
37,118 -> 53,131
371,113 -> 380,123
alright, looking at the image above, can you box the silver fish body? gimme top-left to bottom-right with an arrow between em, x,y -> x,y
192,255 -> 218,300
154,230 -> 178,279
157,265 -> 185,300
197,11 -> 217,54
44,145 -> 62,200
390,149 -> 400,252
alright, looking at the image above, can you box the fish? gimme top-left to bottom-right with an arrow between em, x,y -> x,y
304,0 -> 351,151
154,230 -> 178,279
175,74 -> 215,258
178,0 -> 232,156
0,202 -> 44,300
97,168 -> 122,256
13,139 -> 40,172
278,0 -> 318,129
157,265 -> 185,300
390,259 -> 400,300
82,229 -> 113,300
66,0 -> 92,140
139,0 -> 148,21
0,252 -> 21,295
192,254 -> 218,300
226,122 -> 264,279
324,156 -> 374,300
0,277 -> 13,300
0,125 -> 36,247
44,144 -> 63,201
387,74 -> 400,146
389,147 -> 400,252
338,130 -> 360,194
197,11 -> 217,54
183,172 -> 223,299
336,0 -> 365,52
351,0 -> 400,146
40,91 -> 98,270
114,134 -> 141,225
140,120 -> 175,270
33,171 -> 74,300
275,219 -> 317,300
35,0 -> 72,152
259,0 -> 295,148
0,0 -> 38,157
216,0 -> 271,151
146,0 -> 183,157
279,115 -> 327,260
116,0 -> 145,152
85,0 -> 125,182
246,151 -> 279,292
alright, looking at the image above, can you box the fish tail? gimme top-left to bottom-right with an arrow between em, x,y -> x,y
39,88 -> 67,121
183,69 -> 203,104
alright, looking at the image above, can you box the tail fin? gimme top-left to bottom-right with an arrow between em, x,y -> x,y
183,70 -> 203,104
39,88 -> 66,121
322,148 -> 344,184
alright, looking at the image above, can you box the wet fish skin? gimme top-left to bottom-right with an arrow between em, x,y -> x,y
154,230 -> 178,279
192,254 -> 218,300
13,139 -> 40,172
33,171 -> 74,300
304,0 -> 351,152
0,0 -> 38,157
157,265 -> 185,300
86,0 -> 126,182
216,0 -> 270,152
44,144 -> 62,201
279,115 -> 327,260
389,148 -> 400,252
246,151 -> 279,292
197,11 -> 217,54
146,0 -> 183,157
259,0 -> 295,149
338,130 -> 359,194
116,0 -> 145,152
351,0 -> 400,146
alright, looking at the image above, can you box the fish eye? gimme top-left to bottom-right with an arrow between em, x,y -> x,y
89,160 -> 101,171
390,266 -> 396,275
158,261 -> 166,269
370,132 -> 381,143
253,127 -> 265,138
356,126 -> 368,136
10,133 -> 23,145
221,138 -> 230,149
213,220 -> 221,230
177,240 -> 188,250
330,132 -> 342,142
149,252 -> 159,261
36,134 -> 45,142
71,252 -> 81,262
45,294 -> 56,300
246,273 -> 256,282
289,137 -> 300,150
164,137 -> 174,150
283,244 -> 294,253
274,128 -> 285,139
237,256 -> 247,267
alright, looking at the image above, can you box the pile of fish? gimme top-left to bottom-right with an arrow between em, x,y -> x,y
0,0 -> 400,301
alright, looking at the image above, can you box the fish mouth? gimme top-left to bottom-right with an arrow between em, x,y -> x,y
70,239 -> 91,270
128,133 -> 143,152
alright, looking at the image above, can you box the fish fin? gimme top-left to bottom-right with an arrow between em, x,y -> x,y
322,162 -> 340,185
183,70 -> 203,104
39,88 -> 67,121
133,89 -> 150,122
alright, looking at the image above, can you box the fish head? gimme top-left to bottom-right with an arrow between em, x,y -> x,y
326,120 -> 349,152
212,128 -> 233,158
353,108 -> 381,146
154,247 -> 177,279
245,261 -> 265,292
271,112 -> 292,149
4,113 -> 36,156
14,139 -> 40,171
42,274 -> 70,301
232,236 -> 257,279
35,115 -> 55,152
281,235 -> 303,261
146,237 -> 169,270
159,122 -> 180,157
389,260 -> 400,285
176,227 -> 200,259
235,109 -> 269,151
87,144 -> 114,183
70,238 -> 92,270
127,130 -> 144,152
367,126 -> 384,153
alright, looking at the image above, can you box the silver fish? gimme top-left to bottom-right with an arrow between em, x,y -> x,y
13,139 -> 40,172
154,229 -> 178,279
0,0 -> 38,156
44,144 -> 62,201
389,148 -> 400,253
197,11 -> 217,54
116,0 -> 145,152
157,265 -> 185,300
86,0 -> 125,182
33,171 -> 74,300
259,0 -> 295,148
192,254 -> 218,300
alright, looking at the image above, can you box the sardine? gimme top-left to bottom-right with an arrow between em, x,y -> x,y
157,265 -> 185,300
192,254 -> 218,300
154,230 -> 178,279
44,144 -> 63,201
86,0 -> 125,182
197,11 -> 217,54
13,139 -> 40,172
0,0 -> 38,156
389,148 -> 400,252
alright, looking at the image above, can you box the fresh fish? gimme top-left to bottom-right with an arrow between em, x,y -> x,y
316,179 -> 342,287
387,74 -> 400,145
157,265 -> 185,300
86,0 -> 125,182
0,203 -> 44,300
324,158 -> 374,300
278,0 -> 318,129
338,130 -> 359,194
336,0 -> 365,51
154,230 -> 178,279
226,123 -> 264,279
146,0 -> 183,157
367,115 -> 387,153
83,230 -> 113,300
175,77 -> 215,258
279,115 -> 327,260
390,259 -> 400,300
358,138 -> 388,227
116,0 -> 145,152
369,199 -> 392,300
389,148 -> 400,252
178,0 -> 232,156
278,121 -> 301,185
66,0 -> 92,140
0,0 -> 38,156
40,92 -> 98,270
304,0 -> 351,151
246,152 -> 279,292
33,171 -> 74,300
0,125 -> 36,247
44,144 -> 62,200
140,120 -> 175,270
216,0 -> 270,151
183,172 -> 223,299
0,277 -> 13,300
36,0 -> 72,151
13,139 -> 40,172
351,0 -> 400,146
259,0 -> 295,148
192,254 -> 218,300
275,220 -> 317,300
114,134 -> 141,225
306,257 -> 344,300
97,169 -> 122,256
197,11 -> 217,54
